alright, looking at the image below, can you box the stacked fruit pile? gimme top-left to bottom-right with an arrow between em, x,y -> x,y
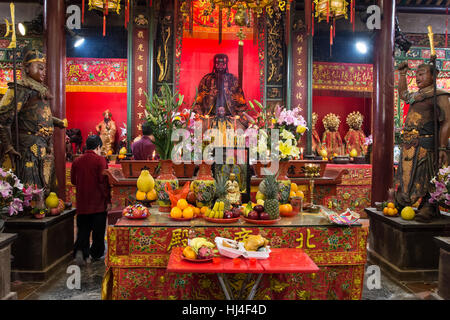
136,169 -> 157,201
182,237 -> 215,260
381,201 -> 415,220
45,192 -> 66,216
122,203 -> 150,219
170,199 -> 200,219
245,175 -> 280,220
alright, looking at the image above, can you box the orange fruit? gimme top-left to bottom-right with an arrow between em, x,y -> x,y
136,190 -> 147,201
279,204 -> 288,214
177,199 -> 189,210
200,206 -> 208,215
285,204 -> 293,213
182,207 -> 194,219
387,202 -> 395,209
387,208 -> 395,216
170,207 -> 183,218
193,207 -> 200,216
296,191 -> 304,199
146,189 -> 157,201
107,150 -> 113,155
383,207 -> 389,215
290,183 -> 298,193
183,246 -> 196,260
289,191 -> 296,198
394,208 -> 398,215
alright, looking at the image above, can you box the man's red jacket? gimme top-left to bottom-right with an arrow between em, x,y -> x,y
71,150 -> 111,214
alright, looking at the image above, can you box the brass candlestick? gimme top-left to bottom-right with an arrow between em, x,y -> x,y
305,163 -> 321,213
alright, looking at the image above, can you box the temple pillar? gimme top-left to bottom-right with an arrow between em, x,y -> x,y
44,0 -> 66,200
371,0 -> 396,205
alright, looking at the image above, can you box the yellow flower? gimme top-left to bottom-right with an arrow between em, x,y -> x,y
296,125 -> 306,134
279,141 -> 293,157
280,129 -> 295,140
271,118 -> 277,124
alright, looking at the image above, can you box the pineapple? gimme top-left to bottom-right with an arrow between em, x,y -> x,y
262,175 -> 280,220
214,174 -> 232,212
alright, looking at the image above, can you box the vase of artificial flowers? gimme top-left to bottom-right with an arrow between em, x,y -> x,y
429,166 -> 450,211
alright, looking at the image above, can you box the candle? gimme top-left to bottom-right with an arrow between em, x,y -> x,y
152,150 -> 155,160
300,147 -> 303,160
205,115 -> 210,130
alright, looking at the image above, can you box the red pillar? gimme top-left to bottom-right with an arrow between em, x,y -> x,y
371,0 -> 395,205
44,0 -> 66,200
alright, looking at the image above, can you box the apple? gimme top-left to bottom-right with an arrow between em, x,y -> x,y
248,210 -> 259,220
224,211 -> 234,219
232,208 -> 241,218
254,205 -> 264,213
50,208 -> 60,216
259,212 -> 270,220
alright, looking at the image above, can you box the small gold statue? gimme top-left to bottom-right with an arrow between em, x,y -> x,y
226,173 -> 241,206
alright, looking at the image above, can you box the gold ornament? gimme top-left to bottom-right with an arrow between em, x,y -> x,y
312,112 -> 318,127
322,113 -> 340,131
314,0 -> 349,23
89,0 -> 121,14
346,111 -> 363,130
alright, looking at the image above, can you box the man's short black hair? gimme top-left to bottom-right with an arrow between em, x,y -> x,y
142,122 -> 153,136
86,135 -> 103,150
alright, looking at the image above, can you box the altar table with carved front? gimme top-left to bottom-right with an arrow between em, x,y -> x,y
102,207 -> 368,300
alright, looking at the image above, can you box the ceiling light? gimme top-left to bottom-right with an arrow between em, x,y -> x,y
74,36 -> 85,48
18,23 -> 26,36
356,41 -> 368,54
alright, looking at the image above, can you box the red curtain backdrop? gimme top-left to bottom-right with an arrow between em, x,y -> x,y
313,96 -> 372,141
66,92 -> 127,151
179,38 -> 261,109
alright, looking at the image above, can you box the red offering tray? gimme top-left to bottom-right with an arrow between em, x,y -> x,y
242,217 -> 281,225
181,255 -> 213,263
169,216 -> 196,221
203,216 -> 240,224
280,211 -> 298,217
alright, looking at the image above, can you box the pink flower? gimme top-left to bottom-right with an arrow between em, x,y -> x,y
8,198 -> 23,216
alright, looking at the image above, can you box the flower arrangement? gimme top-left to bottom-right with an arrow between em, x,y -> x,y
0,168 -> 43,217
144,83 -> 193,160
429,166 -> 450,208
246,101 -> 307,161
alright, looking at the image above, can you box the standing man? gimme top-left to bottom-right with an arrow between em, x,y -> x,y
131,121 -> 158,160
0,49 -> 67,194
396,62 -> 450,222
71,135 -> 111,265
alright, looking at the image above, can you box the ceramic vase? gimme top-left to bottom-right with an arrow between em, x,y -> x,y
155,160 -> 179,212
277,160 -> 291,205
192,162 -> 216,208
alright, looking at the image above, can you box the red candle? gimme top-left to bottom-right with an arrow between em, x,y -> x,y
300,147 -> 303,160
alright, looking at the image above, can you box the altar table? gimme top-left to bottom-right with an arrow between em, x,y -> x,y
167,247 -> 319,300
102,207 -> 368,300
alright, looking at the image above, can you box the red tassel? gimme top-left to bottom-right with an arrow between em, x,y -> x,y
106,0 -> 109,15
103,15 -> 106,37
350,0 -> 353,23
330,26 -> 333,45
82,0 -> 85,24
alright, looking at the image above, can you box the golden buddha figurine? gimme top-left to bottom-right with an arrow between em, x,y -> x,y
226,173 -> 241,206
322,113 -> 344,156
344,111 -> 367,156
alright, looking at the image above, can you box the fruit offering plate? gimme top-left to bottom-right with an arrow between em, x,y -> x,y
215,237 -> 271,259
242,216 -> 281,225
280,211 -> 298,217
169,216 -> 197,221
124,214 -> 149,220
320,208 -> 360,226
181,255 -> 213,263
203,216 -> 240,224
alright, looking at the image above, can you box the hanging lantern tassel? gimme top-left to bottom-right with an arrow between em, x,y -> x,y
219,6 -> 223,44
330,25 -> 333,45
103,15 -> 106,37
238,40 -> 244,89
82,0 -> 85,24
350,0 -> 353,24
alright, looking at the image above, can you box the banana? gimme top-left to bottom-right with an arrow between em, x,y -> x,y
218,201 -> 224,212
189,237 -> 215,253
214,211 -> 220,219
212,201 -> 219,212
219,209 -> 224,219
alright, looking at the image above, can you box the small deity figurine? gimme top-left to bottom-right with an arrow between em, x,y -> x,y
95,109 -> 117,155
344,111 -> 367,156
322,113 -> 344,156
226,173 -> 241,206
210,106 -> 234,147
311,112 -> 322,155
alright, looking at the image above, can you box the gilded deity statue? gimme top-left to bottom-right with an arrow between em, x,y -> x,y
344,111 -> 367,156
95,109 -> 117,155
226,173 -> 241,206
194,53 -> 251,130
395,62 -> 450,222
0,49 -> 67,193
322,113 -> 344,156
